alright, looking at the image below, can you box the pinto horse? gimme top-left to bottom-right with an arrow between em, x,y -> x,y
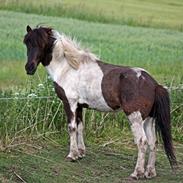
23,25 -> 177,179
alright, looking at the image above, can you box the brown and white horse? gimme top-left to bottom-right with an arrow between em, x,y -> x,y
23,25 -> 177,179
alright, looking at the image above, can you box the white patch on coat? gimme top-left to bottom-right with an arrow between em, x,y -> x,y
67,122 -> 79,160
67,106 -> 80,159
77,62 -> 113,111
132,67 -> 147,78
77,122 -> 85,154
144,117 -> 156,151
128,111 -> 148,178
46,32 -> 112,112
128,111 -> 146,144
144,117 -> 157,178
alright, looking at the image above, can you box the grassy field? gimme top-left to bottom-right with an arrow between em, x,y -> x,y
0,1 -> 183,182
0,10 -> 183,87
0,0 -> 183,31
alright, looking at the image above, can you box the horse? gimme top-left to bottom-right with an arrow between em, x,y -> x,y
23,25 -> 177,180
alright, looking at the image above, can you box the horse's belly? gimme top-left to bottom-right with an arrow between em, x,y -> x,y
78,88 -> 113,112
79,98 -> 113,111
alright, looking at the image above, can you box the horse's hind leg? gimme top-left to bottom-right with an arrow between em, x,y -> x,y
144,117 -> 157,178
76,105 -> 86,158
128,111 -> 148,179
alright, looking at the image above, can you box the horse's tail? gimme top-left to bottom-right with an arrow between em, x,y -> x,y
151,85 -> 177,168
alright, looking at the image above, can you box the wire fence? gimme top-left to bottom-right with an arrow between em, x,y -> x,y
0,96 -> 54,100
0,86 -> 182,101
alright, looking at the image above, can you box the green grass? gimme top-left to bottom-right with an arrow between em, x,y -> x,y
0,142 -> 183,183
0,0 -> 183,31
0,10 -> 183,141
0,4 -> 183,182
0,10 -> 183,88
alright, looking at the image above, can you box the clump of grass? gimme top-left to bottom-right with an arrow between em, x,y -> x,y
0,76 -> 63,147
170,85 -> 183,142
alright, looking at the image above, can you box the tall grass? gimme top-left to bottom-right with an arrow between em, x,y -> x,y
0,10 -> 182,147
0,75 -> 183,150
0,75 -> 129,147
0,0 -> 183,31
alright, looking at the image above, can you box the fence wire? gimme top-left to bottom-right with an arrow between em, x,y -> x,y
0,96 -> 54,100
0,86 -> 182,101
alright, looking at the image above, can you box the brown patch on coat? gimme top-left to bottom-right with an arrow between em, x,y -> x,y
54,82 -> 73,123
97,60 -> 131,110
119,71 -> 157,119
97,61 -> 158,119
76,105 -> 82,125
76,103 -> 88,126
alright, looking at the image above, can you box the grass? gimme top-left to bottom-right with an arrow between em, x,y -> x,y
0,142 -> 183,183
0,9 -> 182,143
0,10 -> 183,141
0,0 -> 183,31
0,10 -> 183,87
0,2 -> 183,182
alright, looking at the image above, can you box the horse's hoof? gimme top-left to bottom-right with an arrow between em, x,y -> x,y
130,170 -> 144,180
65,156 -> 75,162
78,148 -> 86,158
65,155 -> 78,162
144,168 -> 157,179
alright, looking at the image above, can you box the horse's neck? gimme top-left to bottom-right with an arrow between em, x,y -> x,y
45,57 -> 71,82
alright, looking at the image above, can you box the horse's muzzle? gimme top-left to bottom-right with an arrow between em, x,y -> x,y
25,62 -> 37,75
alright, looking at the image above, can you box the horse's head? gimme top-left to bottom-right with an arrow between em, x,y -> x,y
23,25 -> 55,75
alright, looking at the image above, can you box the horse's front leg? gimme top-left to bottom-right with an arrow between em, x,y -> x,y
76,105 -> 86,158
54,83 -> 80,161
65,101 -> 80,161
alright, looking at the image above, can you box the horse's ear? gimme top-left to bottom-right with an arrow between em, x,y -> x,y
26,25 -> 32,33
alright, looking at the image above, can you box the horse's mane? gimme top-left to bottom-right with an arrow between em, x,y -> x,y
52,30 -> 98,69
